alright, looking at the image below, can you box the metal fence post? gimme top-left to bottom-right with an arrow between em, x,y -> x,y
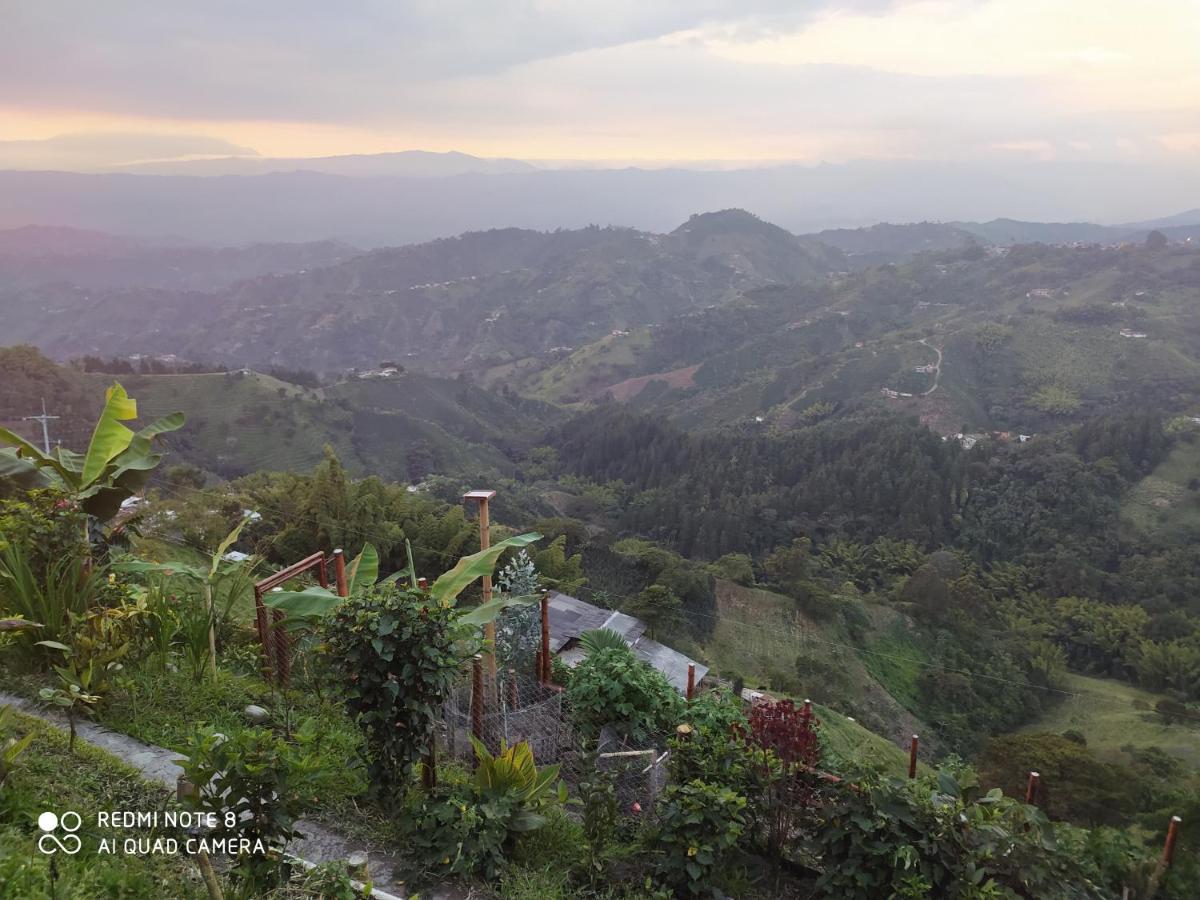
540,591 -> 551,683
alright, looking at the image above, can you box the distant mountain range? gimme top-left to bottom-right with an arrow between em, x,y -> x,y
5,207 -> 1200,464
3,160 -> 1199,247
0,225 -> 358,291
106,149 -> 536,178
0,210 -> 834,372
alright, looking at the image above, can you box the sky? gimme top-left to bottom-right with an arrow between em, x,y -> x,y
2,0 -> 1199,168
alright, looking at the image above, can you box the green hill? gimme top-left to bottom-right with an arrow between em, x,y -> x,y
0,348 -> 553,483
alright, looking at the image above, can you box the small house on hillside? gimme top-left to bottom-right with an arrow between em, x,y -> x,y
546,591 -> 708,694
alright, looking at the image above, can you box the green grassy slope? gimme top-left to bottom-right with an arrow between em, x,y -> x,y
1121,438 -> 1200,543
118,368 -> 549,482
699,580 -> 936,762
1019,671 -> 1200,772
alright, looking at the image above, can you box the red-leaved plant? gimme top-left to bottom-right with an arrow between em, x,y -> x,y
745,698 -> 822,855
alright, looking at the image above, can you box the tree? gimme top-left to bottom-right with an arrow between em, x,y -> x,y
628,583 -> 683,636
1145,229 -> 1168,250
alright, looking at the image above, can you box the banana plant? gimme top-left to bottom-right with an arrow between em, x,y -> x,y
112,516 -> 255,679
0,382 -> 184,525
471,737 -> 565,831
263,533 -> 544,629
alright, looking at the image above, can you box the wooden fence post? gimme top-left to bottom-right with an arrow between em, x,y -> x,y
908,735 -> 919,779
470,654 -> 484,749
1148,814 -> 1183,894
333,548 -> 349,597
417,577 -> 428,591
686,663 -> 696,701
422,743 -> 437,791
508,667 -> 519,710
1162,815 -> 1181,867
1025,771 -> 1040,805
535,649 -> 544,686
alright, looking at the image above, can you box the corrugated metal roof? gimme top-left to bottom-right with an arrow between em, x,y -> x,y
546,590 -> 707,694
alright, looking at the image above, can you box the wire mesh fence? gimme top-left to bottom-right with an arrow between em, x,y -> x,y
441,663 -> 573,764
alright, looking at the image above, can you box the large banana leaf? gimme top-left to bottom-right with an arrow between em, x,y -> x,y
457,592 -> 540,627
262,586 -> 342,625
209,516 -> 252,580
430,533 -> 541,606
80,383 -> 139,485
0,448 -> 52,490
346,543 -> 379,595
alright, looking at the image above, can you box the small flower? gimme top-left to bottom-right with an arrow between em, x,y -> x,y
630,802 -> 642,813
687,846 -> 698,857
108,573 -> 117,584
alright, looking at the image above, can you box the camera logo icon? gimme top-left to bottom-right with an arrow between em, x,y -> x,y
38,811 -> 82,855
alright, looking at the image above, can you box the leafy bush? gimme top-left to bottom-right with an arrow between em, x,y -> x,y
179,718 -> 334,889
809,769 -> 1143,899
651,779 -> 747,896
0,490 -> 85,574
323,583 -> 460,797
746,698 -> 823,857
567,645 -> 683,745
975,732 -> 1136,826
670,691 -> 751,791
401,740 -> 565,880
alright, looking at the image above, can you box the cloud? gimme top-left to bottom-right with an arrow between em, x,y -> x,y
0,133 -> 259,170
0,1 -> 1197,164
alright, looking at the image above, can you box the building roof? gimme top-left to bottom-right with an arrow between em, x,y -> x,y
546,590 -> 709,693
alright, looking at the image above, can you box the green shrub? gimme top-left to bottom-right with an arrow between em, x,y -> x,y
651,780 -> 746,896
323,583 -> 459,797
179,718 -> 335,889
0,490 -> 85,573
810,769 -> 1147,899
567,645 -> 683,745
401,740 -> 565,880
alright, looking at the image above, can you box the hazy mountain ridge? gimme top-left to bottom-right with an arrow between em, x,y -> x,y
0,225 -> 359,291
0,213 -> 835,373
5,161 -> 1200,246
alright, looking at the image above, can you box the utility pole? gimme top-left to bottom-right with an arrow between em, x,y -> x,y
22,399 -> 59,454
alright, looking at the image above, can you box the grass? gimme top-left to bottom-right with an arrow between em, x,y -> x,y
1018,671 -> 1200,773
525,331 -> 654,405
859,620 -> 931,714
0,709 -> 206,899
0,655 -> 367,805
701,580 -> 928,779
1121,439 -> 1200,543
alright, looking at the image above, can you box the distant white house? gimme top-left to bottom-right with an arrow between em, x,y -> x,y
1119,328 -> 1148,339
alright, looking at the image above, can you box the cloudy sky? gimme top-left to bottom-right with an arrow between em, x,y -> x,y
3,0 -> 1199,167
